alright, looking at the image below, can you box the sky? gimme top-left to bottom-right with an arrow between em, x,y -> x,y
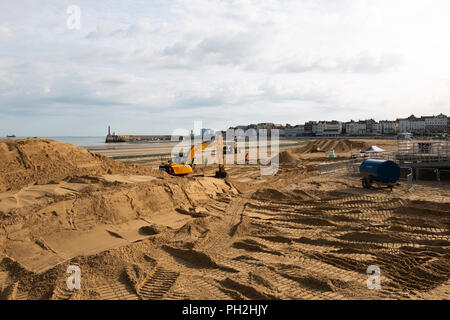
1,0 -> 450,136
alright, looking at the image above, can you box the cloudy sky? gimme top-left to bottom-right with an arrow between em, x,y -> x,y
1,0 -> 450,136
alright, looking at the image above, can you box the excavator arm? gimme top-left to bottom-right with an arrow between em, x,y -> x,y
160,136 -> 225,176
186,136 -> 224,165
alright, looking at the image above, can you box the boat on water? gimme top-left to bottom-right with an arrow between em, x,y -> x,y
6,134 -> 16,138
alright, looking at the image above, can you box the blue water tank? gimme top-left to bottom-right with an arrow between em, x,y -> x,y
360,159 -> 400,184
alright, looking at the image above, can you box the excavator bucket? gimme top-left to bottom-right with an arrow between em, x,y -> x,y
215,170 -> 227,178
215,165 -> 227,178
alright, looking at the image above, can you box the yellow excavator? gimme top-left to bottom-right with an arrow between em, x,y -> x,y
159,136 -> 228,178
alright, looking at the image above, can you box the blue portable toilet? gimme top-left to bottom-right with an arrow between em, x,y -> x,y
360,159 -> 400,189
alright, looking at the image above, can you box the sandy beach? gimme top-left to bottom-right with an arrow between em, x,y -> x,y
0,138 -> 448,300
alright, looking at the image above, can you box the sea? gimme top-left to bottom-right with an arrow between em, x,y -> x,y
9,136 -> 109,147
8,136 -> 175,148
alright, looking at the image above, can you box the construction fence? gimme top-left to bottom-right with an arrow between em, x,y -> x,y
318,147 -> 450,183
318,159 -> 362,176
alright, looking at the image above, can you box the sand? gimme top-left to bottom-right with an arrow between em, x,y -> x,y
0,138 -> 449,300
278,150 -> 299,165
0,138 -> 164,192
297,139 -> 372,154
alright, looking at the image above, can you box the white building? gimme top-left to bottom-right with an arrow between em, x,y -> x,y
323,121 -> 342,136
314,122 -> 324,136
397,115 -> 425,133
423,114 -> 448,132
345,121 -> 367,135
313,121 -> 342,136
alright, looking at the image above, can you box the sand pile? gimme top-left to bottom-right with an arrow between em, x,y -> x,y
1,138 -> 449,300
252,188 -> 292,201
0,138 -> 159,192
278,150 -> 298,165
298,139 -> 371,154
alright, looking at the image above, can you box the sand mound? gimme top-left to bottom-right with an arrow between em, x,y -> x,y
0,138 -> 158,192
252,188 -> 292,201
278,150 -> 298,164
297,139 -> 371,154
173,218 -> 210,246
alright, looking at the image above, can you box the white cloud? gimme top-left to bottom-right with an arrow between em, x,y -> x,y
0,25 -> 11,41
0,0 -> 449,136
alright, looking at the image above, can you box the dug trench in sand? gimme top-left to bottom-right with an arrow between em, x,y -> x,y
0,138 -> 449,300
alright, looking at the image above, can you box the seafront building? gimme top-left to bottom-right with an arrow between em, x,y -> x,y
227,114 -> 448,137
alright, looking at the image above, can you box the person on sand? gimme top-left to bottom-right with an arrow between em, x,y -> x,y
245,152 -> 249,164
192,157 -> 196,169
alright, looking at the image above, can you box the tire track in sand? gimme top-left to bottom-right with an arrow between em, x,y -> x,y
138,266 -> 179,300
201,193 -> 252,254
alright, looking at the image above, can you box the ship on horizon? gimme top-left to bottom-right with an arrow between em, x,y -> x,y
6,134 -> 16,138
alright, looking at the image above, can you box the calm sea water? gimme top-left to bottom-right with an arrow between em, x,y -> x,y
10,136 -> 108,147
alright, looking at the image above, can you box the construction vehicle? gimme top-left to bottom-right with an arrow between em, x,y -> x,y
160,136 -> 228,178
328,149 -> 336,158
360,159 -> 400,190
159,160 -> 193,176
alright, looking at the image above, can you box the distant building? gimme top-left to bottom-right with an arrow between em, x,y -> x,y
323,120 -> 342,136
345,120 -> 367,135
225,112 -> 447,139
201,128 -> 215,138
314,122 -> 324,136
227,125 -> 257,138
285,125 -> 305,137
304,121 -> 316,136
256,123 -> 274,131
423,113 -> 448,133
364,119 -> 378,134
397,115 -> 425,133
312,121 -> 342,136
379,120 -> 398,134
